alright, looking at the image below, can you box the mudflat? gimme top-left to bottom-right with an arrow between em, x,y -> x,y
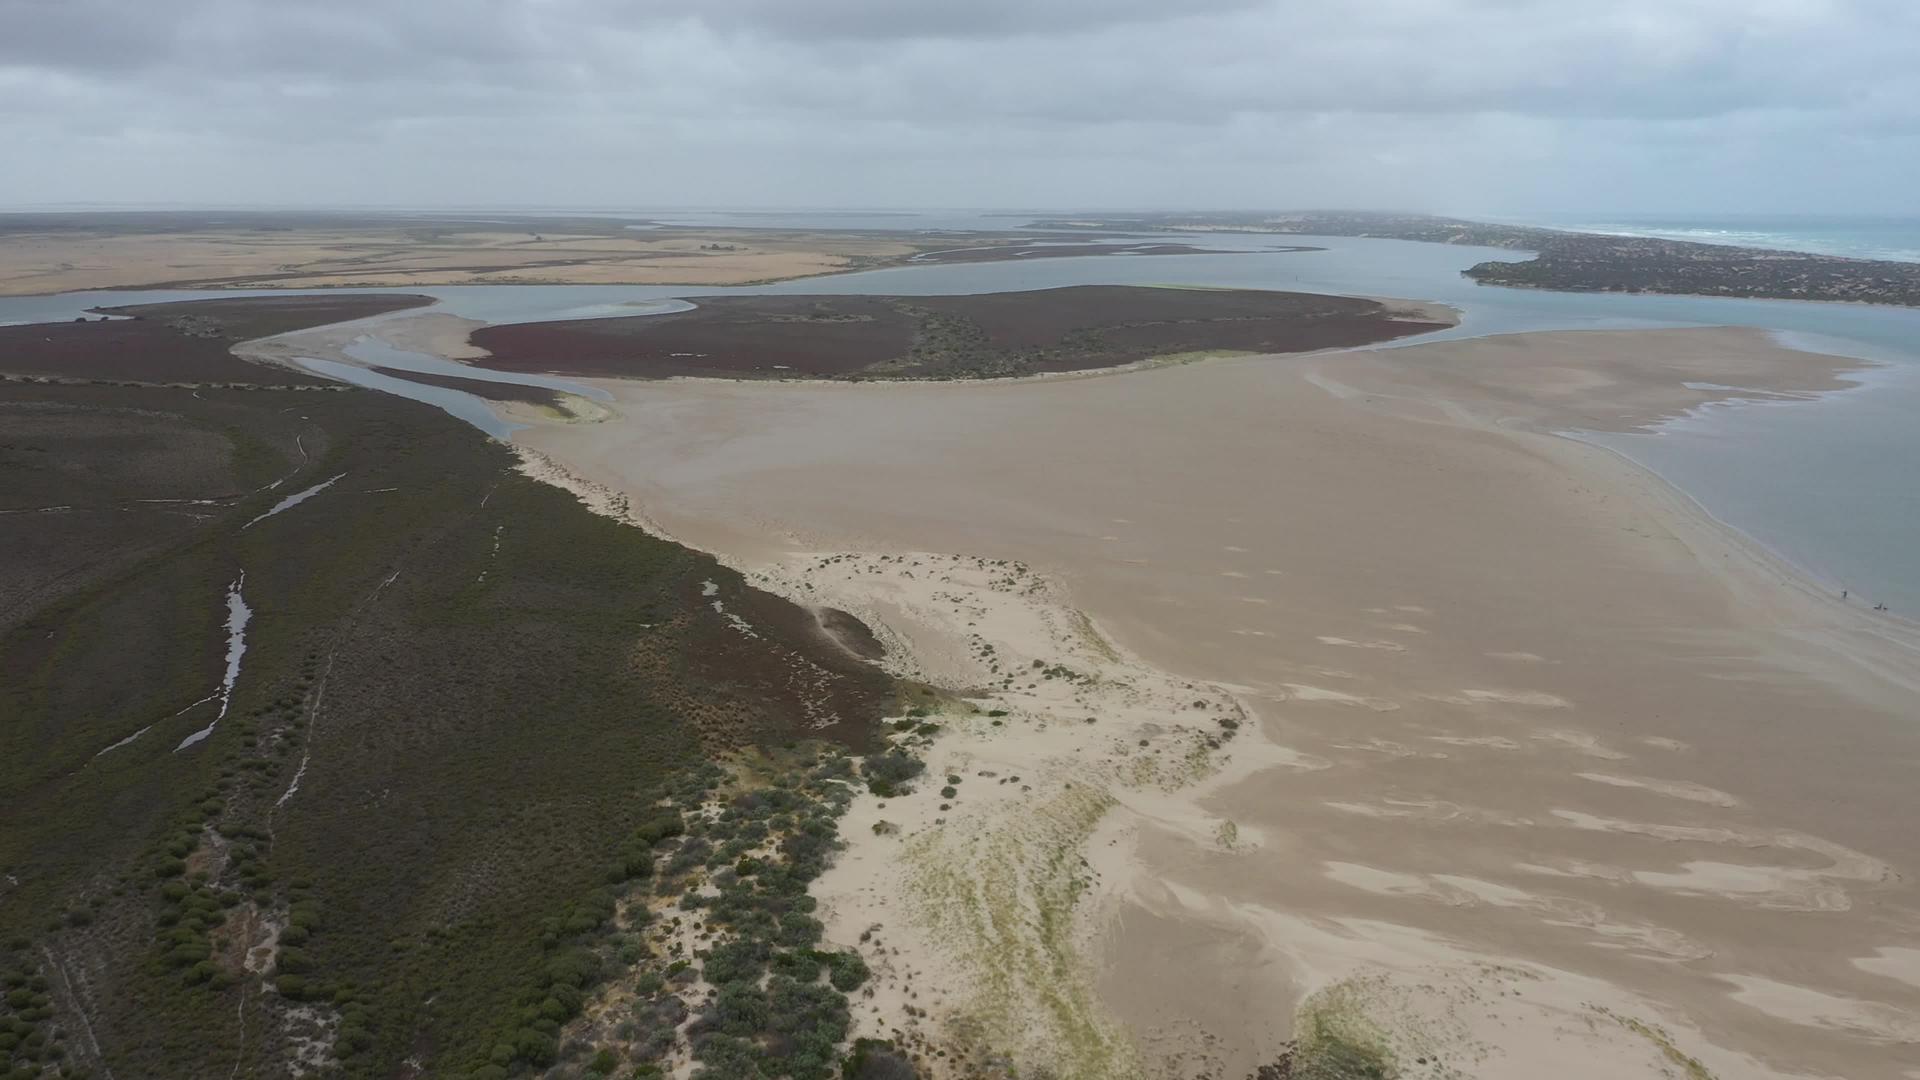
510,324 -> 1920,1078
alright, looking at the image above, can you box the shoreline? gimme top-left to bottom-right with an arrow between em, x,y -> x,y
1465,277 -> 1920,311
1577,335 -> 1920,621
1566,428 -> 1919,640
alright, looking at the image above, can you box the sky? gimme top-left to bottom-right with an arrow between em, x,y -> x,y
1,0 -> 1916,215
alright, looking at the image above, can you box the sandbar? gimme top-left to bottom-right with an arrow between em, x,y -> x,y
504,324 -> 1920,1078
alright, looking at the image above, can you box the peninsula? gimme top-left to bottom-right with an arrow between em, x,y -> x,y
1027,210 -> 1920,307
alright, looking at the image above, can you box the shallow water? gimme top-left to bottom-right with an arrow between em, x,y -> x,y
175,573 -> 251,751
5,232 -> 1917,616
341,334 -> 611,402
1585,356 -> 1920,616
291,356 -> 527,439
244,473 -> 345,529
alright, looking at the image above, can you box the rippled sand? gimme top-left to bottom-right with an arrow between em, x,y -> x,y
513,325 -> 1920,1078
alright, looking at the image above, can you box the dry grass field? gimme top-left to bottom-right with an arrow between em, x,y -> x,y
0,211 -> 1012,295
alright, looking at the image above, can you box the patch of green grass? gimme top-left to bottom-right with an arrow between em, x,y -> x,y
1287,982 -> 1400,1079
905,783 -> 1128,1079
1067,611 -> 1120,665
1599,1008 -> 1716,1080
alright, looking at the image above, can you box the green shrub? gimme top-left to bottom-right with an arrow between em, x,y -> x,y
842,1039 -> 918,1080
701,939 -> 770,985
772,950 -> 824,983
825,952 -> 869,992
635,813 -> 686,847
544,950 -> 602,990
508,1027 -> 556,1066
777,913 -> 823,949
861,752 -> 924,791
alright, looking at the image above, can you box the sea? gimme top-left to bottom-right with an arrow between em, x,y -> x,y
1517,213 -> 1920,264
3,213 -> 1917,617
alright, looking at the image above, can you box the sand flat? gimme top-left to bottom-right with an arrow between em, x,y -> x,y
507,325 -> 1920,1078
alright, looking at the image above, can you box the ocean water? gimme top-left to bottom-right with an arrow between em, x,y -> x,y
4,229 -> 1917,615
1520,213 -> 1920,264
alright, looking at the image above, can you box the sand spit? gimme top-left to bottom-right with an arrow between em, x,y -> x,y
504,446 -> 1268,1074
744,549 -> 1297,1079
238,309 -> 491,371
504,322 -> 1920,1079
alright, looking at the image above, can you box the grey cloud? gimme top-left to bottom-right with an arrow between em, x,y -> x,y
654,0 -> 1272,40
0,0 -> 1915,212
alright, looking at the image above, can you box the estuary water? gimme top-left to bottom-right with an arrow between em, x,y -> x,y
3,230 -> 1916,614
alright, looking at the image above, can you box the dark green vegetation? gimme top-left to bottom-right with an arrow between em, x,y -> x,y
0,303 -> 899,1078
469,285 -> 1449,381
551,752 -> 888,1080
1461,234 -> 1920,307
1029,211 -> 1920,308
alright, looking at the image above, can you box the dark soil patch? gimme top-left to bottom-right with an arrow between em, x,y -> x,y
0,293 -> 430,383
816,607 -> 887,662
469,285 -> 1448,381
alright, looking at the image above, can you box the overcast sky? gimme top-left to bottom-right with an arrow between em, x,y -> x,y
1,0 -> 1914,215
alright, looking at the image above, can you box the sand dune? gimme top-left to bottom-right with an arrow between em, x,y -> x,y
497,324 -> 1920,1077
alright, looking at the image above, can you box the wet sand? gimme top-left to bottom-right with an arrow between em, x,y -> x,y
509,324 -> 1920,1079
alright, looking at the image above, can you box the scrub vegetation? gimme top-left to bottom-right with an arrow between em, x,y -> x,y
468,286 -> 1450,381
0,302 -> 900,1078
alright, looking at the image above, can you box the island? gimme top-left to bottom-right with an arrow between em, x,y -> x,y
467,285 -> 1453,381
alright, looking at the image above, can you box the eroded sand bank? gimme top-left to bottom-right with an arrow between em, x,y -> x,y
502,324 -> 1920,1079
